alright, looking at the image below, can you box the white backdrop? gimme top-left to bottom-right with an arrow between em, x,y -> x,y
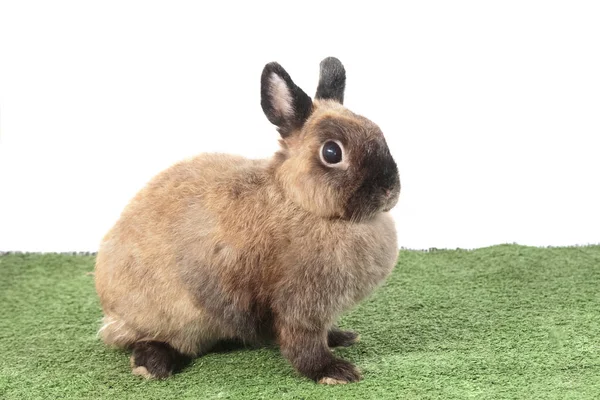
1,1 -> 599,252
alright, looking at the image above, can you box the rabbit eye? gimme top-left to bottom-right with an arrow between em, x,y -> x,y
321,141 -> 343,165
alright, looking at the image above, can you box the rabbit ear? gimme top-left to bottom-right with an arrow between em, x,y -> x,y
261,62 -> 313,137
315,57 -> 346,104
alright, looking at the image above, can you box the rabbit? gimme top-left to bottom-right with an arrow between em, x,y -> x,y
95,57 -> 400,385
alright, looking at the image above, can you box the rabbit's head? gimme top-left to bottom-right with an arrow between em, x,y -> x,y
262,57 -> 400,222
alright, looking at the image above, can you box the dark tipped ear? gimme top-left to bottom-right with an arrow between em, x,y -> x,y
315,57 -> 346,104
261,62 -> 313,137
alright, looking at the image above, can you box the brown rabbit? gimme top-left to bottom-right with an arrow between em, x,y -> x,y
95,57 -> 400,384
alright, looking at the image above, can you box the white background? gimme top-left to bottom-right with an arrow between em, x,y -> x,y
1,1 -> 599,252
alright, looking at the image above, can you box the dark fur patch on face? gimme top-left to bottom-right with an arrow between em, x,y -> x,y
314,115 -> 362,143
315,57 -> 346,104
307,117 -> 362,190
345,138 -> 399,220
309,115 -> 400,221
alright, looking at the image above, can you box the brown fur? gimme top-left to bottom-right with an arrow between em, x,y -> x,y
95,59 -> 400,383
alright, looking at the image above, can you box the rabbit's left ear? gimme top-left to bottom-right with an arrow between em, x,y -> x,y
261,62 -> 313,137
315,57 -> 346,104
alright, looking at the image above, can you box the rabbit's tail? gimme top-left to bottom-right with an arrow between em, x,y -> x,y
97,315 -> 141,349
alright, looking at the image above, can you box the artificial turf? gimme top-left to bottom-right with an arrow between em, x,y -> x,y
1,245 -> 599,399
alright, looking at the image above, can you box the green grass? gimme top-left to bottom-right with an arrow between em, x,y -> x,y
1,245 -> 599,399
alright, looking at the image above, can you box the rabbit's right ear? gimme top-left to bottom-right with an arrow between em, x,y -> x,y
315,57 -> 346,104
261,62 -> 313,138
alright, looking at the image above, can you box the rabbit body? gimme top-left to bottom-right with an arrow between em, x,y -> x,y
96,58 -> 400,384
